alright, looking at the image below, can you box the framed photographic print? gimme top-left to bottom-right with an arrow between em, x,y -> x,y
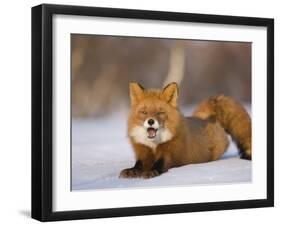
31,4 -> 274,221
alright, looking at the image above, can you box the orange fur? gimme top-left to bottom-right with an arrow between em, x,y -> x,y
193,95 -> 252,160
119,83 -> 251,179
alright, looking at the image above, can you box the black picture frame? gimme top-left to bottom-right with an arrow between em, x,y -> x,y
31,3 -> 274,222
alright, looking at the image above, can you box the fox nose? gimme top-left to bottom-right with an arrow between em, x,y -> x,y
148,119 -> 155,126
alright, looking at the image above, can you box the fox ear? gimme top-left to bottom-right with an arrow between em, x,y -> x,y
161,82 -> 178,107
129,82 -> 144,105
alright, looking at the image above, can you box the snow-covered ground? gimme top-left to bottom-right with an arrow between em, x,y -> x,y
72,106 -> 251,191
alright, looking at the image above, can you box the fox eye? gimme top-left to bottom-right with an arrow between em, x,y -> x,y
139,110 -> 147,115
156,112 -> 165,115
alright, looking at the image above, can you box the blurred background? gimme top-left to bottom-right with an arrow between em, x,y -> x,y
71,34 -> 251,117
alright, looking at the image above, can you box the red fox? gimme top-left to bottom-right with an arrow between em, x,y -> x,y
119,82 -> 251,179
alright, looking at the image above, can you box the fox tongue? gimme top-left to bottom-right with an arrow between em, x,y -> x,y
147,128 -> 156,138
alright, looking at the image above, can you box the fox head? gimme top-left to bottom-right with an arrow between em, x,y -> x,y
128,82 -> 181,149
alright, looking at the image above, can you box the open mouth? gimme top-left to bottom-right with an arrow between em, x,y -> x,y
147,127 -> 157,139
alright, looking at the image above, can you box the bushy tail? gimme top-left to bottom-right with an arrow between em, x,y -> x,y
193,95 -> 251,160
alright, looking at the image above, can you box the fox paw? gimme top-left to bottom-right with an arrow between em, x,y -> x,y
119,168 -> 142,178
141,170 -> 160,179
240,152 -> 252,160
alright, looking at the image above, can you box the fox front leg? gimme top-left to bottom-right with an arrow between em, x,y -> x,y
119,160 -> 143,178
119,158 -> 167,179
140,158 -> 167,179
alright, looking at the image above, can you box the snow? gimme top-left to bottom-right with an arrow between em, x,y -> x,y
72,106 -> 251,191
